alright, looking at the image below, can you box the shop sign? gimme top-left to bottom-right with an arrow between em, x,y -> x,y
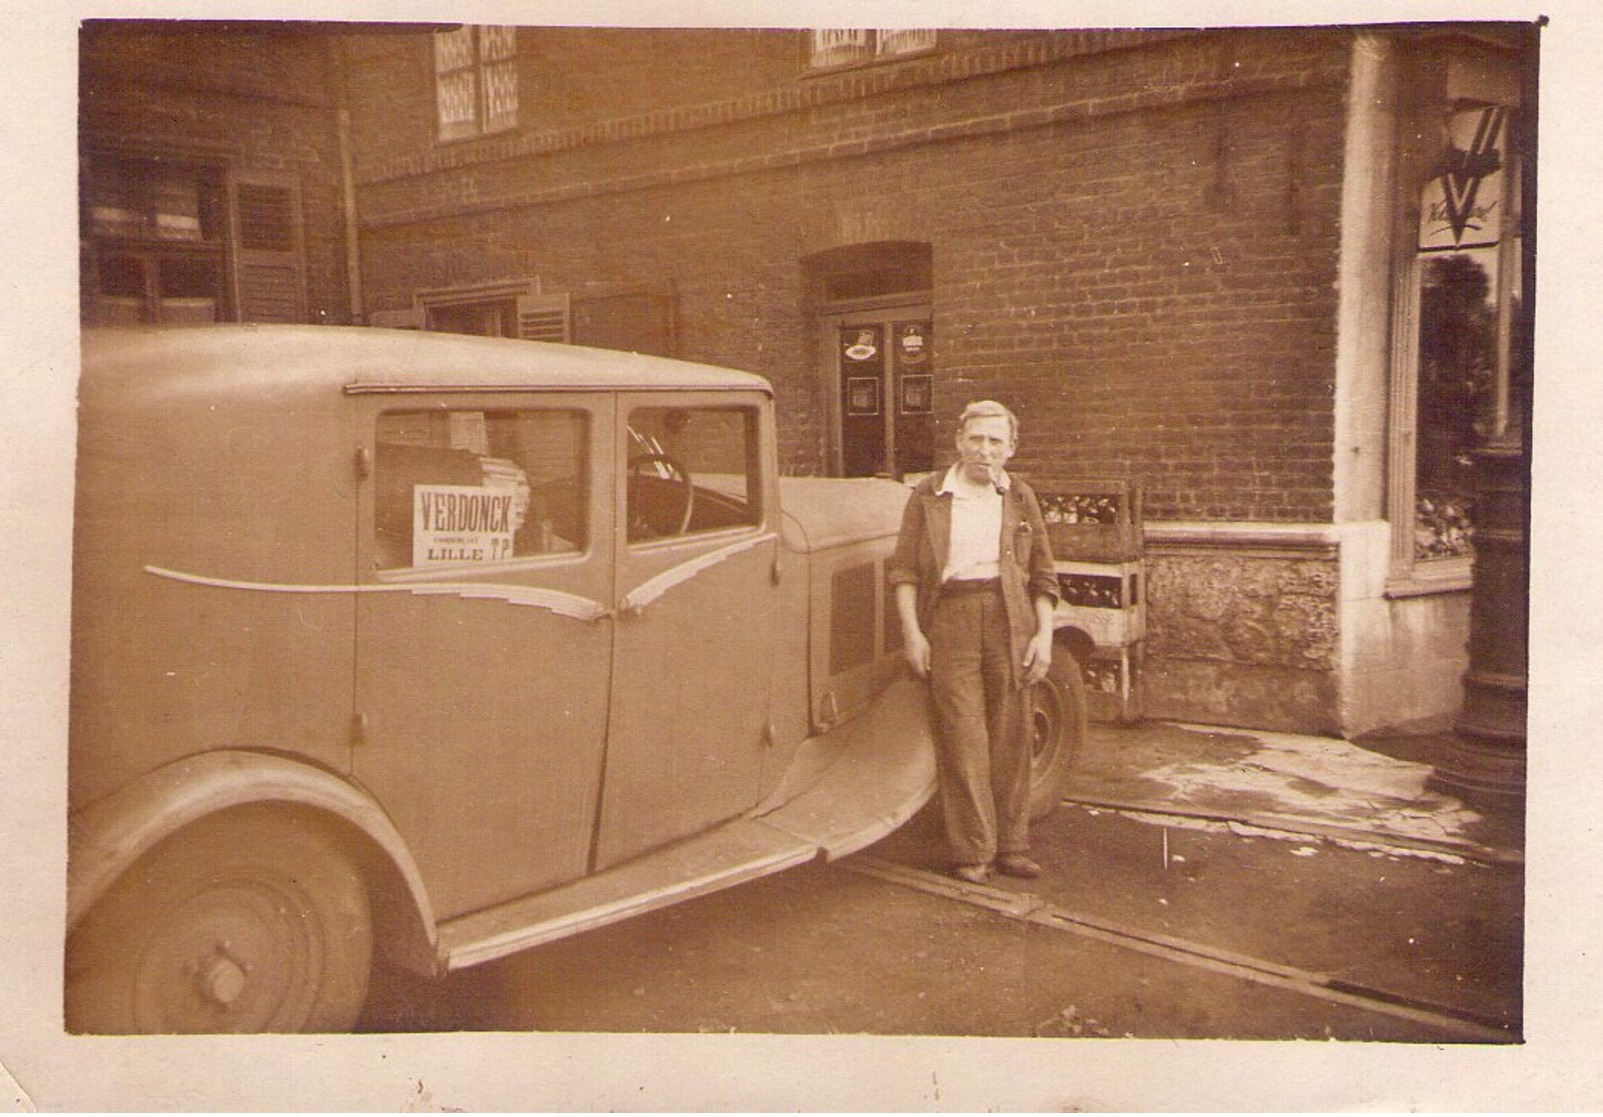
1419,103 -> 1508,251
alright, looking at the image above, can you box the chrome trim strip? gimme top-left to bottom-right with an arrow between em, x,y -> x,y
618,532 -> 775,613
144,565 -> 610,622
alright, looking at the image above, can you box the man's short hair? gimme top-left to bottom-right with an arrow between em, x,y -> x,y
958,399 -> 1018,443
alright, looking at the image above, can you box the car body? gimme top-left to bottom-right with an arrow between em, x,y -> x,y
65,324 -> 1084,1033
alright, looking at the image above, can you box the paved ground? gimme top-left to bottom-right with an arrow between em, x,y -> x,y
1064,719 -> 1524,864
359,718 -> 1524,1040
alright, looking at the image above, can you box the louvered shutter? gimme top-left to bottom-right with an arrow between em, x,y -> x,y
229,177 -> 307,323
515,294 -> 571,342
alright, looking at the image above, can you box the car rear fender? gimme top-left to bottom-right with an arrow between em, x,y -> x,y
68,750 -> 438,973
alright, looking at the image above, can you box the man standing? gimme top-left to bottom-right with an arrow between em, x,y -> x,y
888,400 -> 1060,884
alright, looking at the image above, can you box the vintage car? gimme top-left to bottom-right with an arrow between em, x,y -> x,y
66,324 -> 1087,1033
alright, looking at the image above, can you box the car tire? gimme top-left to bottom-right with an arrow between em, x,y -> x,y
66,804 -> 373,1034
1027,649 -> 1088,821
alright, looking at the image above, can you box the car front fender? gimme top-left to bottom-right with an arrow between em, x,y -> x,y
752,672 -> 937,860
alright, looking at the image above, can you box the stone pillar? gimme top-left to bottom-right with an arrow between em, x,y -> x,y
1430,439 -> 1529,800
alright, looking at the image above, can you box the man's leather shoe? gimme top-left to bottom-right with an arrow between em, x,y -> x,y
995,853 -> 1042,879
951,863 -> 991,884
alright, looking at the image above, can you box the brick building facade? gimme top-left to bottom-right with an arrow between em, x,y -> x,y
79,22 -> 356,328
78,22 -> 1537,739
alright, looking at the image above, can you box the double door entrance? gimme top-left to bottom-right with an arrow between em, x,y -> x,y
825,306 -> 936,479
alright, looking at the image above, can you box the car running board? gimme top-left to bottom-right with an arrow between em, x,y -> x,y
437,677 -> 936,973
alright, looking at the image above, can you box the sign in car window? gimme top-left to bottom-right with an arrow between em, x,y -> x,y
412,483 -> 519,565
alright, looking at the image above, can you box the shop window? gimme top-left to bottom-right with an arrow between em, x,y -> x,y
435,24 -> 519,142
808,29 -> 935,70
1387,45 -> 1530,593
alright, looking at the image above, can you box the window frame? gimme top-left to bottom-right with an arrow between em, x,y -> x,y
434,24 -> 520,143
1384,43 -> 1527,598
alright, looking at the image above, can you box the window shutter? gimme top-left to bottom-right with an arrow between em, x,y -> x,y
229,177 -> 306,323
515,294 -> 571,342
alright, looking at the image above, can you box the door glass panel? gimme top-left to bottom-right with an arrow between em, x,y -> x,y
374,408 -> 587,570
625,406 -> 759,542
893,318 -> 934,474
839,324 -> 885,477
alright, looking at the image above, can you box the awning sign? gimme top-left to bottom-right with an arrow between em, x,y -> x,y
413,484 -> 517,565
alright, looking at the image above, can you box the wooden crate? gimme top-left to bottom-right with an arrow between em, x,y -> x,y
1031,478 -> 1143,562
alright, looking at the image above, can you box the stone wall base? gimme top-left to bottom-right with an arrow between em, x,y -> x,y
1140,657 -> 1340,736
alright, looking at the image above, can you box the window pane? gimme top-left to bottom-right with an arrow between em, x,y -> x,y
157,257 -> 221,322
877,29 -> 935,56
810,29 -> 873,68
627,407 -> 758,542
1414,249 -> 1499,560
479,24 -> 517,62
149,168 -> 202,242
98,254 -> 147,298
437,69 -> 477,134
375,409 -> 588,569
434,26 -> 473,73
482,59 -> 519,133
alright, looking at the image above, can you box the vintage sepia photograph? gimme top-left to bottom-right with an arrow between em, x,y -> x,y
5,0 -> 1602,1110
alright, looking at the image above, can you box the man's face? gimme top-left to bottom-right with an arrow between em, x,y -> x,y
956,414 -> 1016,482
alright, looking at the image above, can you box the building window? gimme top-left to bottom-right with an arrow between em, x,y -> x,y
435,24 -> 519,142
81,149 -> 308,325
1387,43 -> 1530,593
808,29 -> 935,70
82,154 -> 228,324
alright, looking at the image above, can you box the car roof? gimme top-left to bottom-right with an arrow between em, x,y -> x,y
80,324 -> 773,402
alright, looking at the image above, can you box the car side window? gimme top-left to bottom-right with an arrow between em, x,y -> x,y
374,408 -> 588,570
626,406 -> 760,543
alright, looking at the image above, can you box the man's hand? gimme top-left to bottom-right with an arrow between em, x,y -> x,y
903,629 -> 932,678
1023,628 -> 1053,685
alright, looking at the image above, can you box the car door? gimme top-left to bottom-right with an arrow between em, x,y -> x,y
352,394 -> 614,920
594,393 -> 779,868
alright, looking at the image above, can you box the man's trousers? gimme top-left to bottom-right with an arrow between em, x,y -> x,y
927,582 -> 1032,866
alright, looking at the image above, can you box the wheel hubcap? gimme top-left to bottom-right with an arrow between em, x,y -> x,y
196,943 -> 249,1007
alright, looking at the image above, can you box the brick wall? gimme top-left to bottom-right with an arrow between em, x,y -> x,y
352,27 -> 1351,521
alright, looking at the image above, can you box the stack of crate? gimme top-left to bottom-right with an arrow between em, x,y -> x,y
1035,478 -> 1144,724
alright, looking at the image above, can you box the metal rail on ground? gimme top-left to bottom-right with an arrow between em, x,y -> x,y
843,855 -> 1517,1044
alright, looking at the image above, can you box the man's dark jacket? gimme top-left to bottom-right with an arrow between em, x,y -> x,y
886,469 -> 1059,688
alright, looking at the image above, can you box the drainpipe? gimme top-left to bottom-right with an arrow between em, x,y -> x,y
330,35 -> 364,324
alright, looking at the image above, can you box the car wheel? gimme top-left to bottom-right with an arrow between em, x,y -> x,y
66,805 -> 373,1034
1027,650 -> 1088,820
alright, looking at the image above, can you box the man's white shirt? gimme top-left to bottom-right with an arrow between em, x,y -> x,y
938,463 -> 1009,584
